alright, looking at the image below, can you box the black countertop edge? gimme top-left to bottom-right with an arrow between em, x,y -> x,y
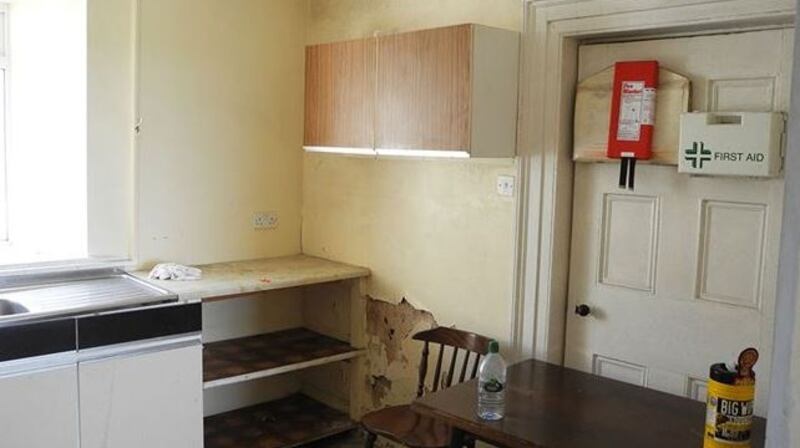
0,301 -> 200,362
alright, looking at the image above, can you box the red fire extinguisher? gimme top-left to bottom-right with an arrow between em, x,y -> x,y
607,60 -> 658,189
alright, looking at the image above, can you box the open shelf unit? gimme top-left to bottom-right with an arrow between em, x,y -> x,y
203,327 -> 364,389
151,256 -> 369,448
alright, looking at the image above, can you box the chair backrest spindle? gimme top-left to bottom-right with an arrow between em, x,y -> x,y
417,341 -> 429,398
431,344 -> 445,393
458,351 -> 470,383
412,327 -> 492,397
470,354 -> 481,379
445,347 -> 458,387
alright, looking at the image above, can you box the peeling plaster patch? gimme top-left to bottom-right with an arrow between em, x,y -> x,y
366,297 -> 437,365
370,375 -> 392,409
362,296 -> 438,412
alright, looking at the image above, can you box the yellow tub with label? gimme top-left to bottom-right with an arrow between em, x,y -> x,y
704,356 -> 756,447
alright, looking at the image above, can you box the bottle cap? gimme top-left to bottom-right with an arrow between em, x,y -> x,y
709,363 -> 737,385
488,340 -> 499,354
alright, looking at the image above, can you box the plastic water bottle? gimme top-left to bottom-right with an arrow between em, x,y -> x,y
477,340 -> 506,420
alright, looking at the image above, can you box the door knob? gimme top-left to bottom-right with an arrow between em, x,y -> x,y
574,304 -> 591,317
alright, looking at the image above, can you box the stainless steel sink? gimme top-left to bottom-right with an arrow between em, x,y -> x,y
0,268 -> 177,326
0,299 -> 29,316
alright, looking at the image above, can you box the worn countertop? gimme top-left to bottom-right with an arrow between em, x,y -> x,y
132,255 -> 369,302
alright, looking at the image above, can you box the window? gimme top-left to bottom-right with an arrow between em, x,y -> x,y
0,0 -> 88,265
0,0 -> 137,267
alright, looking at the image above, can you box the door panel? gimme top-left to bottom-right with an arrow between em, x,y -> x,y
304,38 -> 375,148
599,193 -> 659,292
376,25 -> 472,151
566,29 -> 792,416
79,345 -> 203,448
0,365 -> 79,448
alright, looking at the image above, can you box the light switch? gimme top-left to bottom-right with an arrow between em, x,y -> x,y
496,175 -> 515,197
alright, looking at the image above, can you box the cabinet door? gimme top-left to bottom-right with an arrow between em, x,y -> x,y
305,38 -> 375,148
376,25 -> 472,152
0,364 -> 79,448
79,344 -> 203,448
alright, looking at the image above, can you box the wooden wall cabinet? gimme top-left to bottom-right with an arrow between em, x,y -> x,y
304,38 -> 375,149
304,24 -> 519,158
376,24 -> 519,157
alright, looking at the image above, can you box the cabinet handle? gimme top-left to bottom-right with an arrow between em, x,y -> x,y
78,333 -> 201,363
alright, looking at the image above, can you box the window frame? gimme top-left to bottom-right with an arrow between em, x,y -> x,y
0,3 -> 9,243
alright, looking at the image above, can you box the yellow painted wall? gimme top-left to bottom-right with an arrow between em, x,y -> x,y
306,0 -> 521,44
87,0 -> 136,260
302,0 -> 522,408
135,0 -> 306,266
303,156 -> 518,342
85,0 -> 521,416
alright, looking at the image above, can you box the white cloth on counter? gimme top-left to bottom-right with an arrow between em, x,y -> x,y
148,263 -> 202,281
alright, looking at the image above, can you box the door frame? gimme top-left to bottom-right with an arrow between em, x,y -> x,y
511,0 -> 796,440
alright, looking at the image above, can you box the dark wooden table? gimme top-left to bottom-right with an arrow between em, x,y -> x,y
412,359 -> 766,448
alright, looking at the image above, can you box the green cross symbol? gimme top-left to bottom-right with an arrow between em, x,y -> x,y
685,142 -> 712,169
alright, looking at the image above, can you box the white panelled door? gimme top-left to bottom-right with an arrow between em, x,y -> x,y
565,29 -> 793,416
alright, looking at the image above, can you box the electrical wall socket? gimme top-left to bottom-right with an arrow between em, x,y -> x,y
496,175 -> 515,197
253,211 -> 278,230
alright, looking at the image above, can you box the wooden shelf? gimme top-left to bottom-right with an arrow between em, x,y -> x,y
203,328 -> 363,389
204,393 -> 357,448
132,255 -> 369,303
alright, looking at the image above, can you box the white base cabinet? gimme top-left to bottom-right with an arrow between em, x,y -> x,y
0,364 -> 80,448
79,344 -> 203,448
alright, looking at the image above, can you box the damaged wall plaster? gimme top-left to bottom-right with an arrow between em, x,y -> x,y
363,297 -> 437,412
369,375 -> 393,409
366,298 -> 436,365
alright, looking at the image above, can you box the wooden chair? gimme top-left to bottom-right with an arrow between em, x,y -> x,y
361,327 -> 493,448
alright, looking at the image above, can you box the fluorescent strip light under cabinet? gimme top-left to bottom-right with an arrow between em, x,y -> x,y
375,148 -> 470,158
303,146 -> 376,156
303,146 -> 471,159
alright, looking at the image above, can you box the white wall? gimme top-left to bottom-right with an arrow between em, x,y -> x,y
135,0 -> 306,266
4,0 -> 87,264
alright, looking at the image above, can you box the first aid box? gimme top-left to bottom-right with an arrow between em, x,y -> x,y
678,112 -> 784,177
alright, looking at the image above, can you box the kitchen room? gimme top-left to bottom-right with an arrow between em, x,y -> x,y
1,0 -> 800,447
